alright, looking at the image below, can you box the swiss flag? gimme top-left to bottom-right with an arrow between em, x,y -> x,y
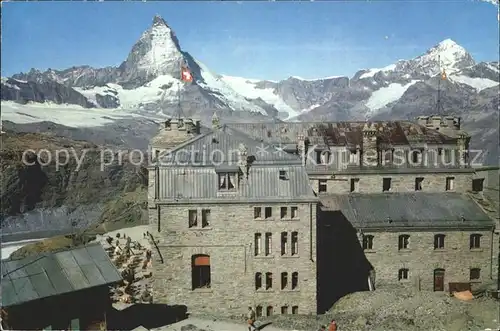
181,66 -> 193,83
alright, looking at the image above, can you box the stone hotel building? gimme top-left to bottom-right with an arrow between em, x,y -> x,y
148,114 -> 499,316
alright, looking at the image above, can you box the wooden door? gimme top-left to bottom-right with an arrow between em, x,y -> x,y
433,269 -> 445,291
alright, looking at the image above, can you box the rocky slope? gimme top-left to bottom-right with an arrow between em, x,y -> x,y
0,130 -> 148,241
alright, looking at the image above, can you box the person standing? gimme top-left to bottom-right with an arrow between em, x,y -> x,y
328,319 -> 337,331
247,306 -> 257,331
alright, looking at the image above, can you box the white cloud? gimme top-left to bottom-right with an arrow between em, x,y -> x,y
481,0 -> 498,5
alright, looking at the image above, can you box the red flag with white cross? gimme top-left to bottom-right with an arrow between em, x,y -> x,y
181,66 -> 193,83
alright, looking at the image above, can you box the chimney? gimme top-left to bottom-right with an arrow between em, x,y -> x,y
297,133 -> 307,166
362,122 -> 378,167
164,119 -> 172,130
212,111 -> 220,130
457,131 -> 470,166
238,143 -> 249,178
430,116 -> 442,129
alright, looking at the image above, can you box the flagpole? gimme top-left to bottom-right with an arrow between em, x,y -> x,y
178,58 -> 182,120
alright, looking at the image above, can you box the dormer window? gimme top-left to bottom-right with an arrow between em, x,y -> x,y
218,172 -> 237,191
279,170 -> 288,180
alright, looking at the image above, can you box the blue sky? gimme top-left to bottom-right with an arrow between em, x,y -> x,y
2,1 -> 498,81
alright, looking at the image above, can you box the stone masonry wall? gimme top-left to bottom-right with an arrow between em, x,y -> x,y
309,173 -> 472,194
149,202 -> 317,316
361,230 -> 494,292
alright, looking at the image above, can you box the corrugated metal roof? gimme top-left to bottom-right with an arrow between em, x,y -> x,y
1,243 -> 122,307
158,165 -> 316,201
320,193 -> 494,228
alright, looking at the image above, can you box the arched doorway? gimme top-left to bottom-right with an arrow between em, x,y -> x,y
433,268 -> 445,291
192,254 -> 211,290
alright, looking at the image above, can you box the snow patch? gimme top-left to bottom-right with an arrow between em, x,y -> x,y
365,80 -> 419,114
75,75 -> 181,109
220,75 -> 300,118
289,75 -> 341,81
450,75 -> 499,92
360,64 -> 396,79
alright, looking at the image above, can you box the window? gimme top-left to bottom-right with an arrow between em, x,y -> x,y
291,207 -> 299,219
320,151 -> 331,165
291,232 -> 298,256
201,209 -> 211,228
318,179 -> 327,193
218,172 -> 237,191
315,151 -> 322,165
383,178 -> 392,192
398,234 -> 410,250
470,268 -> 481,281
281,232 -> 288,255
265,207 -> 272,219
265,272 -> 273,290
470,234 -> 482,249
398,268 -> 409,281
363,235 -> 374,250
434,234 -> 445,249
188,210 -> 198,228
383,149 -> 393,165
254,207 -> 262,219
280,207 -> 288,219
349,150 -> 357,164
265,233 -> 272,256
472,178 -> 484,192
254,233 -> 262,256
281,272 -> 288,290
350,178 -> 359,193
281,306 -> 289,315
192,254 -> 211,290
415,177 -> 424,191
255,273 -> 262,290
256,306 -> 263,317
445,177 -> 454,191
444,149 -> 453,163
291,272 -> 298,290
266,306 -> 273,316
292,306 -> 299,315
411,150 -> 420,164
279,170 -> 288,180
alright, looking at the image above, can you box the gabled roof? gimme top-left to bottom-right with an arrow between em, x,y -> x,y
157,165 -> 316,202
157,125 -> 301,167
1,243 -> 122,307
320,192 -> 494,229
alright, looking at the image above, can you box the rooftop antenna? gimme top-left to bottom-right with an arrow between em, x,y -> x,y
436,54 -> 447,115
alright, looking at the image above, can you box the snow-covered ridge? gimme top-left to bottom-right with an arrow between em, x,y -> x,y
289,75 -> 343,81
360,64 -> 397,79
220,75 -> 300,118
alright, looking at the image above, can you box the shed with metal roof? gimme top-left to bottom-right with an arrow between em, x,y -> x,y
1,243 -> 122,330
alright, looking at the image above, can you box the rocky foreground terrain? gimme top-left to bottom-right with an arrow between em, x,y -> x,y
0,130 -> 148,240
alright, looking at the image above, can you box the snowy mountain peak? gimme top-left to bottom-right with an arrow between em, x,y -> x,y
152,14 -> 170,27
422,39 -> 474,72
118,15 -> 184,87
